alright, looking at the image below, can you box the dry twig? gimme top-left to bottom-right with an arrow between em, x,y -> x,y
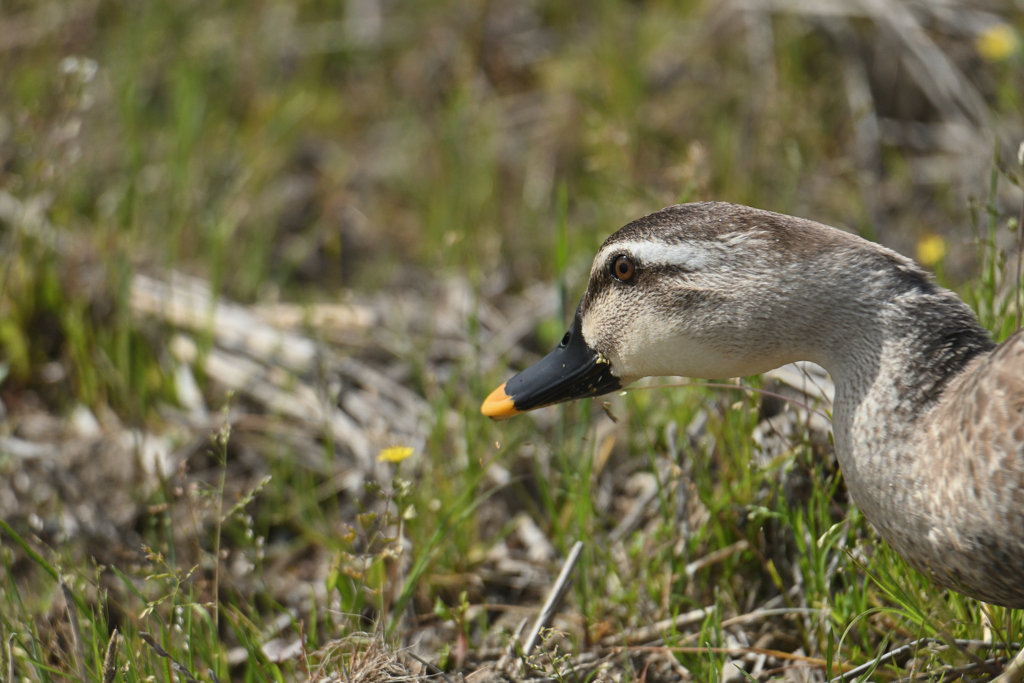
521,541 -> 584,658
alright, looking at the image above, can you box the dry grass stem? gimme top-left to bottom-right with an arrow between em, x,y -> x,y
60,580 -> 87,683
101,629 -> 120,683
139,632 -> 202,683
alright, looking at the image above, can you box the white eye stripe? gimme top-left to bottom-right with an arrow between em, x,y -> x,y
597,240 -> 710,272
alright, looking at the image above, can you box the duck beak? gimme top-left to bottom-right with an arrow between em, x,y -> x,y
481,303 -> 622,420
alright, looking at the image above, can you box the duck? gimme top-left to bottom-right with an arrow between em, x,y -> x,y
481,201 -> 1024,611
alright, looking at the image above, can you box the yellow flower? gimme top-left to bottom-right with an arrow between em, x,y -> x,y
976,24 -> 1019,62
378,446 -> 414,463
916,234 -> 947,268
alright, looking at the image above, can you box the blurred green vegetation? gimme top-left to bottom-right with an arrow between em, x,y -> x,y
4,0 -> 1021,408
0,0 -> 922,412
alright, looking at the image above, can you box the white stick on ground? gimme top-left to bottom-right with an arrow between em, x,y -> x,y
521,540 -> 584,659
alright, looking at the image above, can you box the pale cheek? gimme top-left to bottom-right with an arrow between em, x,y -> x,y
608,313 -> 774,380
581,313 -> 600,349
606,310 -> 684,379
613,340 -> 692,381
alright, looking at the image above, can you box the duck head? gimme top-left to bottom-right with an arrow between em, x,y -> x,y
482,201 -> 876,419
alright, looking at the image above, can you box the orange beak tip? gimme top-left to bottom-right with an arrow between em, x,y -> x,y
481,382 -> 521,420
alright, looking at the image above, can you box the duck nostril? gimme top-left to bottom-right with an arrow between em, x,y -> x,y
560,330 -> 571,347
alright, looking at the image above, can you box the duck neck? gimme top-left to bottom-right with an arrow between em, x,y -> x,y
821,276 -> 995,504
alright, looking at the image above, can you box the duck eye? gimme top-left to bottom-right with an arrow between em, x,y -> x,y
611,255 -> 635,282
